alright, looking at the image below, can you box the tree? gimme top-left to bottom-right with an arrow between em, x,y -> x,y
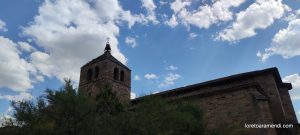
0,80 -> 205,135
121,97 -> 204,135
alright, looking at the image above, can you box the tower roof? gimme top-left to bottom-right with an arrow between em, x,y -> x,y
81,42 -> 130,70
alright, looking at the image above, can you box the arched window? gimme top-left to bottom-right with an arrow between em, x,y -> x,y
120,70 -> 124,82
87,69 -> 92,81
113,67 -> 119,80
94,66 -> 99,78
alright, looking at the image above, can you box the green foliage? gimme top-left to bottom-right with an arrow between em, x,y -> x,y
43,79 -> 94,135
122,97 -> 204,135
0,79 -> 205,135
95,85 -> 124,114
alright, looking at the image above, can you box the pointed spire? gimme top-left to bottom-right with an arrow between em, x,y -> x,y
105,37 -> 111,53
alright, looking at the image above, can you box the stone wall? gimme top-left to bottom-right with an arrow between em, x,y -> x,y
278,86 -> 298,124
178,85 -> 276,134
255,74 -> 287,124
151,71 -> 297,135
79,59 -> 131,103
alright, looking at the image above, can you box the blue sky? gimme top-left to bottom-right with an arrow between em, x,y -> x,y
0,0 -> 300,123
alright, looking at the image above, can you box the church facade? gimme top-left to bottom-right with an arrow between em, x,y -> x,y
79,42 -> 298,135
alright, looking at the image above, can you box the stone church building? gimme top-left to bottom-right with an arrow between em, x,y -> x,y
79,42 -> 298,135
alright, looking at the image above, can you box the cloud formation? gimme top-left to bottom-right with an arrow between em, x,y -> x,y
22,0 -> 150,83
130,92 -> 137,99
18,41 -> 36,53
142,0 -> 159,24
144,73 -> 159,79
125,36 -> 137,48
0,19 -> 7,32
283,74 -> 300,100
0,92 -> 33,102
165,14 -> 178,27
166,65 -> 178,71
0,24 -> 36,103
188,33 -> 198,39
258,19 -> 300,61
0,0 -> 161,95
0,36 -> 36,91
217,0 -> 287,42
167,0 -> 245,29
159,73 -> 181,88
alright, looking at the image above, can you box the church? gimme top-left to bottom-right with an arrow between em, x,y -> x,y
79,42 -> 298,135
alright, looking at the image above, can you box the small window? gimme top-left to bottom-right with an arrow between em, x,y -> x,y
113,67 -> 119,80
120,70 -> 124,81
87,69 -> 92,81
94,66 -> 99,78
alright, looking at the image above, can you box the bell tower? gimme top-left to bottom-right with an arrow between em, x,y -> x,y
78,41 -> 131,103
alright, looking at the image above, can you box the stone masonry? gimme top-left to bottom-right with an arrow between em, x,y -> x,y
79,42 -> 298,135
79,42 -> 131,103
132,68 -> 298,135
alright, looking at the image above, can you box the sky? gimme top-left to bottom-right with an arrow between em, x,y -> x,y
0,0 -> 300,123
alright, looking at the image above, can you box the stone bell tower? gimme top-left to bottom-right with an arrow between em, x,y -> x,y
78,41 -> 131,103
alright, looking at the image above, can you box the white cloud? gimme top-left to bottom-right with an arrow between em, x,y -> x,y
4,106 -> 14,118
17,42 -> 36,53
142,0 -> 159,24
258,19 -> 300,61
282,7 -> 298,22
256,51 -> 272,62
188,33 -> 198,39
142,0 -> 156,13
0,36 -> 36,91
166,65 -> 178,71
125,36 -> 137,48
165,14 -> 178,28
91,0 -> 150,28
21,0 -> 151,83
159,0 -> 168,6
134,75 -> 141,81
0,106 -> 14,126
144,73 -> 159,79
0,92 -> 33,102
35,75 -> 45,82
217,0 -> 287,42
159,73 -> 181,88
0,0 -> 159,93
29,51 -> 54,78
283,74 -> 300,100
168,0 -> 245,29
170,0 -> 192,13
130,92 -> 137,99
284,12 -> 298,22
0,19 -> 7,32
297,9 -> 300,15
